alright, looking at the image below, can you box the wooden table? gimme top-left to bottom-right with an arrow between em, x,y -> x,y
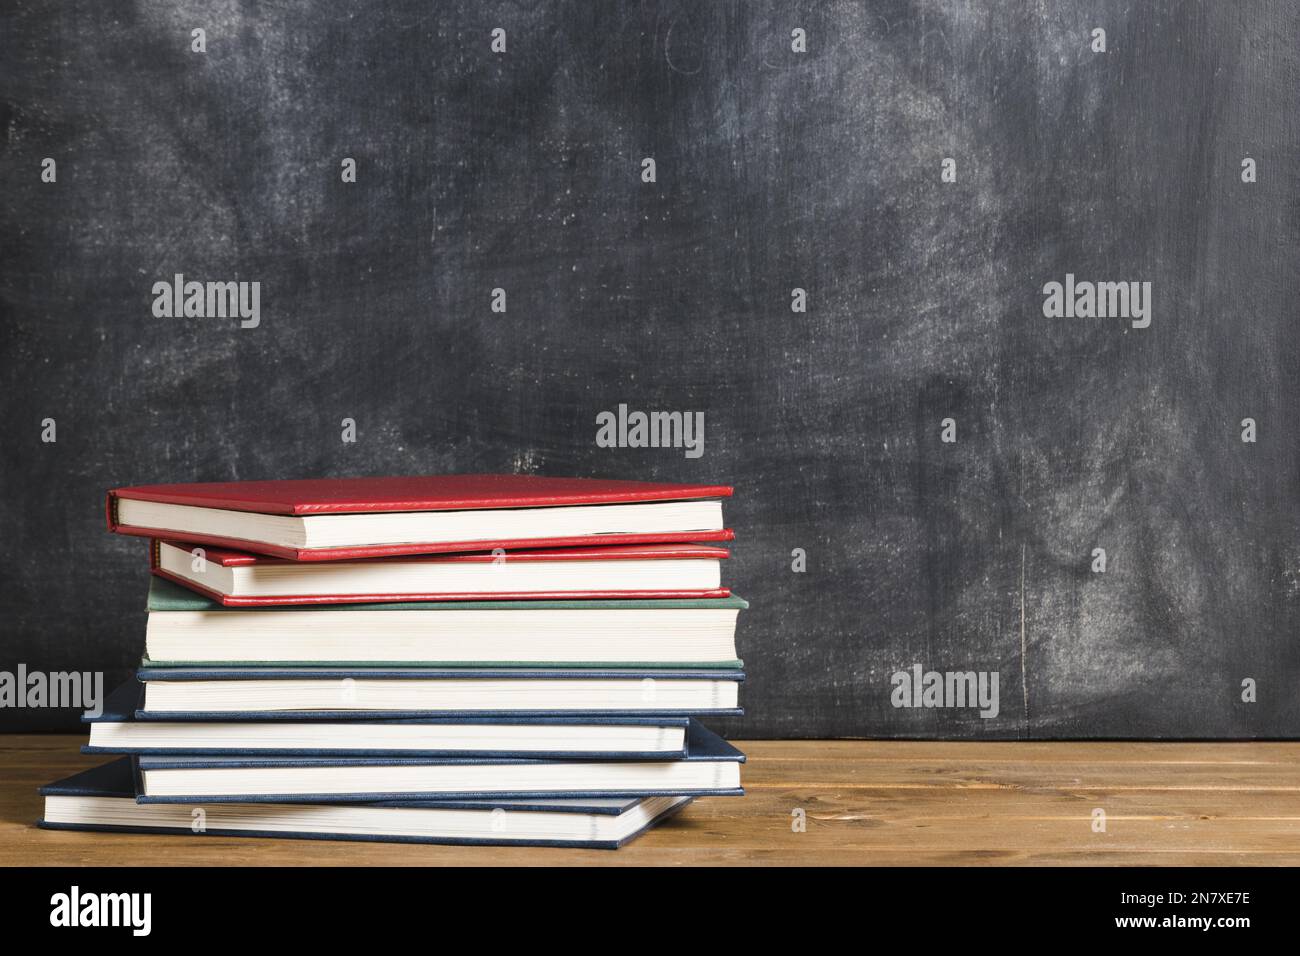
5,736 -> 1300,865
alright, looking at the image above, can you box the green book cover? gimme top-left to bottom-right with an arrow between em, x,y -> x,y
143,576 -> 747,668
146,575 -> 750,613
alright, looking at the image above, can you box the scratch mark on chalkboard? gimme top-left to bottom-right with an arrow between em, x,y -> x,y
1020,543 -> 1029,734
663,14 -> 706,76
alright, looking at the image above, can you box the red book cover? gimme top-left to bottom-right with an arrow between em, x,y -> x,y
107,474 -> 735,560
150,539 -> 733,606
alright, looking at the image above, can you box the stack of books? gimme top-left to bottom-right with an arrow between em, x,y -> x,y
39,475 -> 747,849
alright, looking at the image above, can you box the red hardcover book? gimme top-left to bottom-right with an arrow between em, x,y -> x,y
151,538 -> 732,606
107,474 -> 734,561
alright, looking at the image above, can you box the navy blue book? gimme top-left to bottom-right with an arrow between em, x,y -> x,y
39,759 -> 692,850
84,682 -> 693,758
135,665 -> 744,718
132,722 -> 745,804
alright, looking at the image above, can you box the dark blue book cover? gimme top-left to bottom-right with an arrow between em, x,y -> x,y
38,758 -> 694,849
134,666 -> 744,719
132,721 -> 745,804
83,681 -> 695,759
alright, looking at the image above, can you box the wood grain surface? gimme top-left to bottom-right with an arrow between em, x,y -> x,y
6,736 -> 1300,866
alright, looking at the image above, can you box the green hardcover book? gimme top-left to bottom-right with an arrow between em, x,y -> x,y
144,577 -> 747,669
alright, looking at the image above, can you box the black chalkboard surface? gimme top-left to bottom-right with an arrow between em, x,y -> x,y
1,2 -> 1297,737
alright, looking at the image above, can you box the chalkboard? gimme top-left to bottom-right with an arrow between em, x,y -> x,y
2,2 -> 1297,737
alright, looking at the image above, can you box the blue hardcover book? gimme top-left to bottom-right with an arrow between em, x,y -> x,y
135,665 -> 744,718
83,681 -> 693,758
132,722 -> 746,804
39,759 -> 692,849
